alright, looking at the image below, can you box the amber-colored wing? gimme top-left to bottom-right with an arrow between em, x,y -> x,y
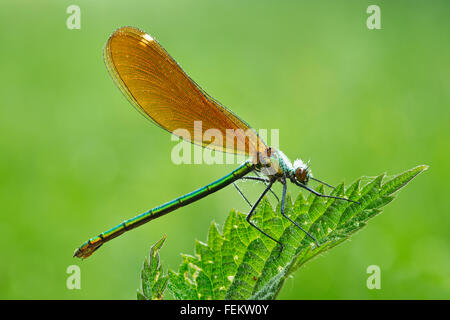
104,26 -> 267,156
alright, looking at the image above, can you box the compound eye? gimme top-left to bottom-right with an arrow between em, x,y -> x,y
295,168 -> 307,183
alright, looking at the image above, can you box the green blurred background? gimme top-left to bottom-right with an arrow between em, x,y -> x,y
0,0 -> 448,299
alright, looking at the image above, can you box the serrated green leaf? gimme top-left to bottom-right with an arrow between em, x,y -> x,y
141,166 -> 427,300
380,165 -> 429,196
137,235 -> 169,300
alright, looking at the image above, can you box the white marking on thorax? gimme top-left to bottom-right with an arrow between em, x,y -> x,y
276,150 -> 294,173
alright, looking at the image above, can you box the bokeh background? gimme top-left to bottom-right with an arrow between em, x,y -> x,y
0,0 -> 448,299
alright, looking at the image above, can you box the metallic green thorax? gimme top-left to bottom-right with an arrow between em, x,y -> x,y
74,160 -> 256,258
260,148 -> 296,181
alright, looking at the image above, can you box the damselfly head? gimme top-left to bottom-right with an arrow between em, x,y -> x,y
293,159 -> 310,184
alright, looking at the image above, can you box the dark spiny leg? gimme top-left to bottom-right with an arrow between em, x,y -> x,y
246,181 -> 284,251
241,176 -> 270,183
269,187 -> 280,202
295,181 -> 359,204
254,171 -> 280,202
309,177 -> 335,189
241,176 -> 280,202
233,182 -> 252,208
280,181 -> 319,247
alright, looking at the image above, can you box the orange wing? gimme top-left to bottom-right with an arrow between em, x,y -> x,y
104,26 -> 267,156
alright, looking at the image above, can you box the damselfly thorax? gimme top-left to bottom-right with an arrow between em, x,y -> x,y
254,147 -> 311,184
